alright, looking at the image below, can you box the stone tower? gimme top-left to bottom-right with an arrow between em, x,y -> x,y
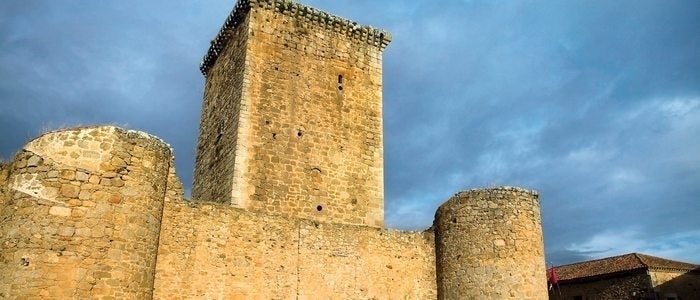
0,127 -> 173,298
192,0 -> 391,227
0,1 -> 550,298
434,187 -> 548,299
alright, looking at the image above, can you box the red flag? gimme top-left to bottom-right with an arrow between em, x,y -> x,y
547,267 -> 559,290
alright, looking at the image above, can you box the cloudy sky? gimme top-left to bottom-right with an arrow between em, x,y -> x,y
1,1 -> 698,265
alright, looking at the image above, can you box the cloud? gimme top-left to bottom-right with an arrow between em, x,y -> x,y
309,2 -> 700,267
1,0 -> 698,265
0,1 -> 225,190
567,228 -> 700,264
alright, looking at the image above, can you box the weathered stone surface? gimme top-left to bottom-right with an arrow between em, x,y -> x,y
153,201 -> 437,299
78,190 -> 91,200
88,175 -> 100,184
0,162 -> 8,209
60,184 -> 80,198
57,226 -> 75,237
27,155 -> 42,167
49,206 -> 71,217
60,169 -> 75,180
434,187 -> 547,299
75,171 -> 89,182
0,2 -> 548,300
0,126 -> 171,299
192,0 -> 385,228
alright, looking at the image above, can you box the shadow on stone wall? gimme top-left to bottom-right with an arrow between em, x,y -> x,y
652,269 -> 700,300
0,125 -> 549,299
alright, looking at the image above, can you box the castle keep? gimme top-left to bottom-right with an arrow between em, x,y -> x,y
0,1 -> 547,299
193,0 -> 387,227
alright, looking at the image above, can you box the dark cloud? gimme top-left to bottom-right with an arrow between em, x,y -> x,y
0,1 -> 228,191
1,0 -> 698,265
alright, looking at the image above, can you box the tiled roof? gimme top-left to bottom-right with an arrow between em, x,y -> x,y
554,253 -> 700,281
636,253 -> 700,271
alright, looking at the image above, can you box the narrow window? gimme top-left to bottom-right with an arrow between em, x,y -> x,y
214,125 -> 223,158
215,125 -> 223,145
337,75 -> 343,91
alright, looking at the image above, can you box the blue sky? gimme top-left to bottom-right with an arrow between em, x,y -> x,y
1,0 -> 698,265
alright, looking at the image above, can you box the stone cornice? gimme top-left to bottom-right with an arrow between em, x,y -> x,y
200,0 -> 392,76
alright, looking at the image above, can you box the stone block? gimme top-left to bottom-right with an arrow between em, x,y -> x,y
57,226 -> 75,237
49,206 -> 72,217
78,190 -> 92,200
60,170 -> 76,180
27,155 -> 42,167
76,171 -> 89,181
60,184 -> 81,198
88,175 -> 100,184
75,227 -> 92,237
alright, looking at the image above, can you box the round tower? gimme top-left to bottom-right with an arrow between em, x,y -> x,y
0,126 -> 171,299
434,187 -> 547,299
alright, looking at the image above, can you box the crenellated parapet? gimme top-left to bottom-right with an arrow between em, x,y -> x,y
194,0 -> 387,227
0,1 -> 552,298
200,0 -> 392,76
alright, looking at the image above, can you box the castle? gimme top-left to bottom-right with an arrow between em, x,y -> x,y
0,1 -> 547,299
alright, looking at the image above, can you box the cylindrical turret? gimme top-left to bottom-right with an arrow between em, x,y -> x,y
0,126 -> 171,299
434,187 -> 547,299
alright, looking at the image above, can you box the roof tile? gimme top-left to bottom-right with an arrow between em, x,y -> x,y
554,253 -> 700,281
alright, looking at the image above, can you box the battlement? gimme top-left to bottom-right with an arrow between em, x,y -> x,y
200,0 -> 392,76
193,0 -> 388,227
0,2 -> 548,298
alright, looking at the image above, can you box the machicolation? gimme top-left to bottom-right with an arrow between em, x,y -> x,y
0,0 -> 547,299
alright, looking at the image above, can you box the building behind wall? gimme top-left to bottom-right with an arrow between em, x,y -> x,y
551,253 -> 700,300
0,0 -> 548,298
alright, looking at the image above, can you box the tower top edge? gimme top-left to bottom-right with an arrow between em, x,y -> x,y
199,0 -> 392,76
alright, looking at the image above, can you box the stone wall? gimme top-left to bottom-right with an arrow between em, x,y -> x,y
0,125 -> 549,300
555,272 -> 655,300
153,200 -> 436,299
650,270 -> 700,300
0,126 -> 172,299
0,2 -> 553,299
193,0 -> 387,228
0,162 -> 8,209
192,11 -> 250,204
434,187 -> 547,299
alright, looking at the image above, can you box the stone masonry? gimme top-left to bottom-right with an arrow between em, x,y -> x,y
193,0 -> 387,228
0,0 -> 547,299
0,127 -> 172,299
435,189 -> 547,299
